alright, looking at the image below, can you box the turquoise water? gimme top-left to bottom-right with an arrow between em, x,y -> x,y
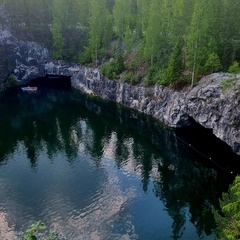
0,88 -> 236,239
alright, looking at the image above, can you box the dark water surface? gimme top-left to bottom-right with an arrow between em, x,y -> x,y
0,88 -> 238,239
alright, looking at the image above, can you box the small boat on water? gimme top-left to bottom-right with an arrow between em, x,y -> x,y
21,86 -> 37,92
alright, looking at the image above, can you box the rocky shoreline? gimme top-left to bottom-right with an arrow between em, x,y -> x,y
1,28 -> 240,155
70,65 -> 240,156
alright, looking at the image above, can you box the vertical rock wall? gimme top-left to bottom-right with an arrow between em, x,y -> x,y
0,28 -> 239,155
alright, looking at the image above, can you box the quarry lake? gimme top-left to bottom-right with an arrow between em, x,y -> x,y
0,88 -> 239,239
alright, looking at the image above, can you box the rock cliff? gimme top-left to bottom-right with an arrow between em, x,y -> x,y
0,28 -> 50,86
0,28 -> 239,155
69,66 -> 240,156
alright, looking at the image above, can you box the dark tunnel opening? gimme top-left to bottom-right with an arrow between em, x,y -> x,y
175,118 -> 240,176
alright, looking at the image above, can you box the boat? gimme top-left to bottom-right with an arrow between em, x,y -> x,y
21,86 -> 37,92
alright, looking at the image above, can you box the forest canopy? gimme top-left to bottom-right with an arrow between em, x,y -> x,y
1,0 -> 240,86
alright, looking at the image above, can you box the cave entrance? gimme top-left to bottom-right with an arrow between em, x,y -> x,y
27,75 -> 71,89
4,75 -> 71,95
174,119 -> 240,176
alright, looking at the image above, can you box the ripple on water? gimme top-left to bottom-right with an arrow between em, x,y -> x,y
41,167 -> 140,240
0,212 -> 18,240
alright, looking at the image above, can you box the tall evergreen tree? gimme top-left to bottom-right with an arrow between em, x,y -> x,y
135,0 -> 150,39
76,0 -> 90,27
124,25 -> 134,54
113,0 -> 136,42
170,0 -> 195,43
144,0 -> 163,65
4,0 -> 240,82
205,53 -> 221,74
221,0 -> 240,66
88,0 -> 113,65
51,0 -> 65,59
163,38 -> 183,85
144,0 -> 179,66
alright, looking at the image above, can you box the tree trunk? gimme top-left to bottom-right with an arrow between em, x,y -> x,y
191,39 -> 198,89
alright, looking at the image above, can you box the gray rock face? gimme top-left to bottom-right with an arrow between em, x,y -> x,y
69,66 -> 240,155
1,28 -> 239,155
14,41 -> 49,81
0,28 -> 50,83
42,61 -> 239,155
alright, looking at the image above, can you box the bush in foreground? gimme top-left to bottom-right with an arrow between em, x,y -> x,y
22,221 -> 58,240
213,176 -> 240,239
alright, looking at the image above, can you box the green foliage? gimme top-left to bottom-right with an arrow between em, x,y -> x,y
135,0 -> 150,38
122,72 -> 140,85
8,74 -> 18,87
156,70 -> 170,86
4,0 -> 240,82
213,176 -> 240,240
113,0 -> 135,41
144,0 -> 163,64
229,61 -> 240,78
124,25 -> 134,54
130,42 -> 145,70
51,0 -> 89,60
4,0 -> 53,45
88,0 -> 113,64
22,221 -> 58,240
185,0 -> 218,83
78,46 -> 92,65
163,39 -> 183,85
100,55 -> 126,79
205,53 -> 222,73
145,66 -> 158,86
221,78 -> 236,91
220,61 -> 240,90
51,0 -> 65,59
145,66 -> 169,86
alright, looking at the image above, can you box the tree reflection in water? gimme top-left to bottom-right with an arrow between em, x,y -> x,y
0,88 -> 238,239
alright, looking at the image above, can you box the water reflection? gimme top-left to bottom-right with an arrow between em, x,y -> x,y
0,89 -> 237,239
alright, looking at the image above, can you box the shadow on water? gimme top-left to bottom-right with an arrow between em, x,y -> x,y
0,81 -> 240,239
175,123 -> 240,176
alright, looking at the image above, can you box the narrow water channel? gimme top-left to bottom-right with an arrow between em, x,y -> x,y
0,87 -> 238,239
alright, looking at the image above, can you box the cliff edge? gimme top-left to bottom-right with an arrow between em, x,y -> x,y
0,28 -> 239,155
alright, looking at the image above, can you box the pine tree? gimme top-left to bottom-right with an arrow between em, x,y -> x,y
124,25 -> 134,54
135,0 -> 150,39
214,176 -> 240,240
228,61 -> 240,81
113,0 -> 136,42
205,53 -> 222,74
76,0 -> 90,28
51,0 -> 65,59
221,0 -> 240,66
163,38 -> 183,85
144,0 -> 181,67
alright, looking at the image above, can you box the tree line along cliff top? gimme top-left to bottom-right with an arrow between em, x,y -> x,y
1,0 -> 240,87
